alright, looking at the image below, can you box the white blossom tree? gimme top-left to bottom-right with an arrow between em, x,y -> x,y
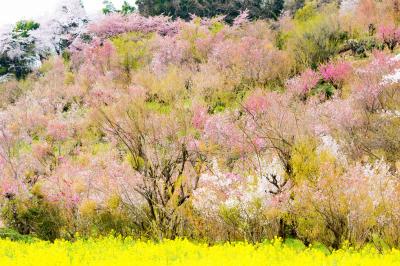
0,0 -> 88,80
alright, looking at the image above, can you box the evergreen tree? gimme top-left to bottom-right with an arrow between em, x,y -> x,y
121,1 -> 136,15
103,0 -> 136,15
102,0 -> 118,14
137,0 -> 285,23
271,0 -> 285,19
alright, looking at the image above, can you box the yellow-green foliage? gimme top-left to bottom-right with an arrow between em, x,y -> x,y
286,3 -> 346,69
1,237 -> 400,265
111,32 -> 153,73
209,21 -> 224,35
64,72 -> 75,85
38,60 -> 55,74
125,152 -> 145,170
290,137 -> 337,183
133,66 -> 190,103
294,2 -> 317,22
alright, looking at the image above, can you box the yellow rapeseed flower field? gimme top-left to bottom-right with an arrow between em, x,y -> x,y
0,237 -> 399,266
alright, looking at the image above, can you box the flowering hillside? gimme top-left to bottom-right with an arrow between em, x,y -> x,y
0,0 -> 399,251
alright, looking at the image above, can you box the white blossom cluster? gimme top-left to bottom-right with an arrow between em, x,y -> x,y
381,54 -> 400,85
382,69 -> 400,85
379,109 -> 400,119
192,157 -> 287,219
391,54 -> 400,62
318,135 -> 347,164
340,0 -> 360,15
31,0 -> 88,55
0,25 -> 40,73
0,25 -> 25,59
0,0 -> 88,79
361,160 -> 394,206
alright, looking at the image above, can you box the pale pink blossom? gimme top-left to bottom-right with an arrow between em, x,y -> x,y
47,120 -> 70,141
287,68 -> 320,95
192,105 -> 208,130
244,90 -> 269,115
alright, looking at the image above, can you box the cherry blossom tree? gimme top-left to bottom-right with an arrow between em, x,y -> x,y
0,0 -> 88,79
98,100 -> 207,238
319,61 -> 352,88
286,68 -> 321,98
32,0 -> 88,55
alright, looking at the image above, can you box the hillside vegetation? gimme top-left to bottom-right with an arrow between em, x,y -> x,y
0,0 -> 399,251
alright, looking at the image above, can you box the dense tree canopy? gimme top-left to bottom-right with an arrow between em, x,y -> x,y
136,0 -> 285,23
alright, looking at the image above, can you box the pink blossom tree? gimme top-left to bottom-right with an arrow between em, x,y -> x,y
286,68 -> 321,99
98,100 -> 207,238
378,24 -> 400,51
319,61 -> 352,89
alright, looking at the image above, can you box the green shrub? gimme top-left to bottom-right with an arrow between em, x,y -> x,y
344,38 -> 383,57
287,4 -> 348,69
1,195 -> 65,242
0,228 -> 35,242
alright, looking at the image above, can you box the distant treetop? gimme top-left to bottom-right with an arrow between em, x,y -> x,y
136,0 -> 285,23
102,0 -> 136,15
13,20 -> 40,38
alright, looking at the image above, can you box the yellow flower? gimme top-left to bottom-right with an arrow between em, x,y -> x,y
0,237 -> 400,266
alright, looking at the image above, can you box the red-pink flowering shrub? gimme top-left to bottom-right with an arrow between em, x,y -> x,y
0,115 -> 24,184
203,112 -> 247,154
210,36 -> 292,86
98,101 -> 207,238
316,98 -> 363,133
319,61 -> 352,87
72,39 -> 116,75
312,52 -> 400,164
240,91 -> 311,175
32,142 -> 52,160
87,13 -> 127,38
43,149 -> 140,213
0,177 -> 20,198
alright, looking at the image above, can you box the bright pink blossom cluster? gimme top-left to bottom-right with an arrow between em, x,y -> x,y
319,61 -> 352,85
233,10 -> 250,27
